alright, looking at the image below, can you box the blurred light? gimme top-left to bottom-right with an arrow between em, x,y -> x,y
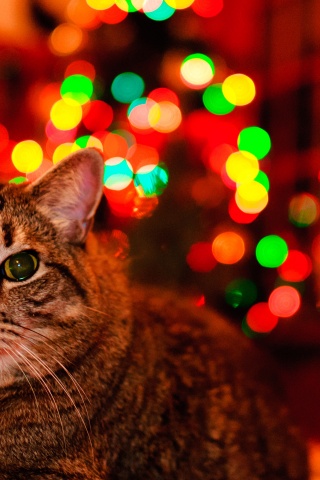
33,83 -> 61,121
144,0 -> 175,20
104,157 -> 133,190
180,53 -> 215,89
202,84 -> 235,115
165,0 -> 194,8
235,181 -> 268,213
102,132 -> 129,158
82,100 -> 113,131
212,231 -> 245,264
127,144 -> 159,171
191,0 -> 223,17
225,278 -> 257,308
111,72 -> 145,103
256,235 -> 288,268
49,23 -> 85,56
50,99 -> 83,130
228,197 -> 259,224
0,124 -> 9,153
73,135 -> 103,151
225,151 -> 259,184
67,0 -> 101,29
208,143 -> 236,174
268,286 -> 301,317
148,101 -> 182,132
312,234 -> 320,264
12,140 -> 43,174
9,177 -> 27,185
52,143 -> 74,164
132,196 -> 159,219
254,170 -> 270,191
98,3 -> 128,22
115,0 -> 139,12
45,120 -> 78,144
86,0 -> 115,9
238,126 -> 271,159
65,60 -> 96,81
288,193 -> 320,227
186,242 -> 217,272
245,302 -> 278,333
222,74 -> 256,106
128,97 -> 157,130
278,250 -> 312,282
149,87 -> 179,105
134,163 -> 169,196
61,74 -> 93,105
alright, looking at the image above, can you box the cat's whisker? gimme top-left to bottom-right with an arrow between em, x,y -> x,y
14,348 -> 68,454
83,305 -> 112,318
1,344 -> 41,416
19,343 -> 94,458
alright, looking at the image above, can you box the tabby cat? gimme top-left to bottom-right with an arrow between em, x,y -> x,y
0,148 -> 308,479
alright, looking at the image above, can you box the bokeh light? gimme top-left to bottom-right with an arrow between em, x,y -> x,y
165,0 -> 195,9
238,126 -> 271,159
67,0 -> 101,29
288,192 -> 320,227
225,151 -> 259,184
65,60 -> 96,81
186,242 -> 217,272
256,235 -> 288,268
86,0 -> 115,10
268,285 -> 301,317
12,140 -> 43,174
144,0 -> 175,20
235,181 -> 268,213
50,99 -> 83,130
111,72 -> 145,104
148,101 -> 182,132
245,302 -> 278,333
212,231 -> 245,264
52,143 -> 74,164
225,278 -> 257,308
278,250 -> 312,282
82,100 -> 113,131
104,157 -> 133,190
203,84 -> 235,115
222,74 -> 256,106
49,23 -> 85,56
191,0 -> 223,17
61,75 -> 93,105
180,54 -> 215,89
134,163 -> 169,196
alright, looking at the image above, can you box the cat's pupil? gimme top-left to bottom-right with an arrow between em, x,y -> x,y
3,251 -> 39,282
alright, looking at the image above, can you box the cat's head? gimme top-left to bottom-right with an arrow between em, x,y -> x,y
0,148 -> 126,387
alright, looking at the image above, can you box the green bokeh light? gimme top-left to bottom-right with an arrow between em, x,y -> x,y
238,126 -> 271,160
254,170 -> 270,191
111,72 -> 145,104
225,278 -> 258,308
202,84 -> 235,115
144,1 -> 175,20
60,74 -> 93,105
134,164 -> 169,197
256,235 -> 288,268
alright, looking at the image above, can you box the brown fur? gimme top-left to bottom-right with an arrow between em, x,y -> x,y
0,149 -> 308,479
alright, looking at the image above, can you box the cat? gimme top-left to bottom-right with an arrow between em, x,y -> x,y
0,148 -> 308,479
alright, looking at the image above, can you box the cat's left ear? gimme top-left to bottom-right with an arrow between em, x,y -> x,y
28,148 -> 105,244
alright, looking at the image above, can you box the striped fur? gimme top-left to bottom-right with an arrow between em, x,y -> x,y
0,149 -> 308,479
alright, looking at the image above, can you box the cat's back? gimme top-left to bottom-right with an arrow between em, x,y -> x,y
126,286 -> 308,480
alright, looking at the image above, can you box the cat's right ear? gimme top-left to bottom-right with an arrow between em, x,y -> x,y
27,148 -> 105,244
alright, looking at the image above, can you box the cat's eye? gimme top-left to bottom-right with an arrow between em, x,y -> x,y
2,251 -> 39,282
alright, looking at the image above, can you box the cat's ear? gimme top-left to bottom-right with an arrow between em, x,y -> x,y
28,148 -> 105,244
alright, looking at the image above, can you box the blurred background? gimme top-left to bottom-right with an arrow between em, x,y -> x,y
0,0 -> 320,473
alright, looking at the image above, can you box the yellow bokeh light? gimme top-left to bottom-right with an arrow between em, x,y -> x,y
86,0 -> 115,9
165,0 -> 194,9
235,181 -> 268,213
226,151 -> 259,184
52,143 -> 74,164
212,231 -> 245,264
180,57 -> 214,89
149,101 -> 182,133
50,99 -> 83,130
222,74 -> 256,106
49,23 -> 84,56
12,140 -> 43,174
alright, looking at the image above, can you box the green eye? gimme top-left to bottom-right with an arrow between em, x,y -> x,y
2,251 -> 39,282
